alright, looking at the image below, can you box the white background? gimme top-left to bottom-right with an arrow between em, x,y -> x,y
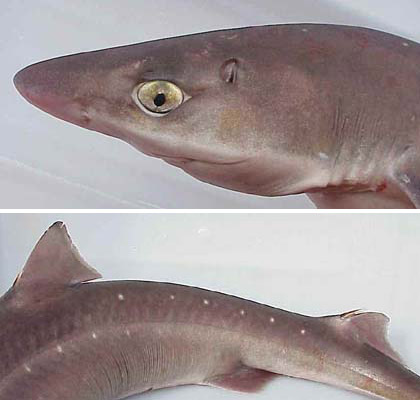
0,213 -> 419,399
2,1 -> 420,209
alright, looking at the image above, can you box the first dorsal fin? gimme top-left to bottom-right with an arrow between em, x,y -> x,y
11,222 -> 101,305
327,310 -> 404,364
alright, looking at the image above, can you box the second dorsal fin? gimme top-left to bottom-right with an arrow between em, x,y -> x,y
326,310 -> 404,364
11,222 -> 101,305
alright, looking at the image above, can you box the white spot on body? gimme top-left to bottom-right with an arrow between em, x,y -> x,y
56,345 -> 63,353
319,152 -> 329,161
203,299 -> 209,305
118,293 -> 125,301
170,295 -> 175,300
270,317 -> 275,323
92,332 -> 97,339
302,28 -> 309,33
240,310 -> 245,316
24,364 -> 31,373
401,174 -> 411,184
301,329 -> 306,335
403,42 -> 409,47
126,329 -> 131,337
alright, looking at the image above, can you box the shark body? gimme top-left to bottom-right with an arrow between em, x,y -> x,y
0,222 -> 419,399
13,24 -> 420,209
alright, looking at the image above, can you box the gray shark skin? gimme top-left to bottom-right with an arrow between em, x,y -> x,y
0,222 -> 419,400
13,24 -> 420,209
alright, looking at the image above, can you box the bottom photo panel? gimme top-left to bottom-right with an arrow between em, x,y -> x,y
0,213 -> 419,400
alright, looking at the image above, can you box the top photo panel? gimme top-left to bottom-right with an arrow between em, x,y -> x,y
4,1 -> 420,209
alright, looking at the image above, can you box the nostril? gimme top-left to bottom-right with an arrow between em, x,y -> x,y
80,110 -> 91,126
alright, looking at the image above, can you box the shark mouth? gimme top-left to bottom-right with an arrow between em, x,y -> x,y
148,151 -> 249,167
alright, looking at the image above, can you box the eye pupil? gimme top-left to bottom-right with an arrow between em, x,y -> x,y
154,93 -> 166,107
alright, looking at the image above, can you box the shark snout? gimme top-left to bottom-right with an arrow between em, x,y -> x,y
14,61 -> 67,113
14,59 -> 91,127
14,64 -> 47,107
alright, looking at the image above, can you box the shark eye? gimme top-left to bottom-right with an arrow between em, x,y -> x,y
135,80 -> 185,116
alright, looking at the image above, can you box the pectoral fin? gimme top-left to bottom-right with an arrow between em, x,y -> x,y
392,149 -> 420,208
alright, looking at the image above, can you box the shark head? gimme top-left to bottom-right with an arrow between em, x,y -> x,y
14,25 -> 328,195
